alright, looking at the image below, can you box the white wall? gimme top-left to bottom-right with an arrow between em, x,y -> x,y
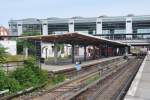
0,40 -> 16,55
42,20 -> 48,35
79,47 -> 84,56
41,43 -> 54,58
126,17 -> 133,39
68,19 -> 74,32
96,18 -> 102,34
17,21 -> 23,36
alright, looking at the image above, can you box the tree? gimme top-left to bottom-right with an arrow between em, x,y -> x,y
17,32 -> 40,54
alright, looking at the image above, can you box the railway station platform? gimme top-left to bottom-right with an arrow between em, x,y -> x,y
125,54 -> 150,100
41,56 -> 123,72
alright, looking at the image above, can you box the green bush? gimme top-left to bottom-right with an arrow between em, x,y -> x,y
0,47 -> 7,64
10,67 -> 37,88
0,56 -> 49,94
6,78 -> 21,92
0,69 -> 21,92
0,69 -> 7,91
11,57 -> 48,88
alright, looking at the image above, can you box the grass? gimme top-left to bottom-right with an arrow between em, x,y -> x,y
43,74 -> 66,90
84,73 -> 100,86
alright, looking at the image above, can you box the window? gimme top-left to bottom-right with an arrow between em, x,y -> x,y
43,23 -> 47,25
102,30 -> 110,34
127,20 -> 131,23
137,29 -> 150,33
18,24 -> 22,26
97,22 -> 101,24
114,30 -> 125,34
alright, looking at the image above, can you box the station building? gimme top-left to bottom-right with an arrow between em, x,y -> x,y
8,15 -> 150,57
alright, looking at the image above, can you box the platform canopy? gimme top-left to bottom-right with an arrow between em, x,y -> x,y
19,32 -> 128,47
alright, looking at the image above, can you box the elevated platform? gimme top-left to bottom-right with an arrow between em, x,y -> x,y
125,54 -> 150,100
41,56 -> 123,73
117,39 -> 150,46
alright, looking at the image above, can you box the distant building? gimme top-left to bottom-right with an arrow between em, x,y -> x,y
8,15 -> 150,57
0,26 -> 16,55
8,15 -> 150,48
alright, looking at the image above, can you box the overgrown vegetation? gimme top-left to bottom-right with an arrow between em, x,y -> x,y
0,47 -> 7,63
0,57 -> 48,93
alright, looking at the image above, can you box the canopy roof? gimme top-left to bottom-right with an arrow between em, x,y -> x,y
19,32 -> 128,47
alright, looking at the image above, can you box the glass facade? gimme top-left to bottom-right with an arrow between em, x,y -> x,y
22,24 -> 42,33
48,23 -> 68,34
8,16 -> 150,40
137,29 -> 150,33
114,29 -> 126,34
74,22 -> 96,35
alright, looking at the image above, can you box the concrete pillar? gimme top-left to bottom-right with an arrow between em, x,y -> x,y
84,45 -> 87,61
42,20 -> 48,35
125,47 -> 128,55
17,21 -> 23,36
116,47 -> 119,56
126,17 -> 133,39
96,18 -> 102,34
69,19 -> 74,32
72,44 -> 75,63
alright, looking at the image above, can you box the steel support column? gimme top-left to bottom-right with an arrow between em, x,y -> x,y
106,44 -> 108,57
72,44 -> 75,63
128,46 -> 130,54
93,46 -> 96,59
84,45 -> 87,61
98,45 -> 102,58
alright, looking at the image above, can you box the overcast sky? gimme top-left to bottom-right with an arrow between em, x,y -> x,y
1,0 -> 150,27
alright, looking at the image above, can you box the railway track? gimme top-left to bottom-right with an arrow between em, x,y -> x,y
15,58 -> 128,100
70,57 -> 144,100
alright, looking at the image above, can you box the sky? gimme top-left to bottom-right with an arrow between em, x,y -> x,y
1,0 -> 150,27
